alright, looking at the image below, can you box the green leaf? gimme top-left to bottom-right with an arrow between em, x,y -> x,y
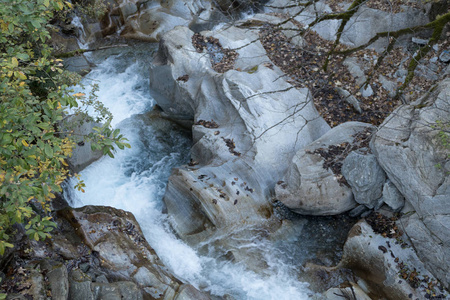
11,57 -> 18,68
0,241 -> 13,255
17,53 -> 30,61
30,19 -> 41,29
44,144 -> 53,157
42,132 -> 53,140
2,134 -> 12,144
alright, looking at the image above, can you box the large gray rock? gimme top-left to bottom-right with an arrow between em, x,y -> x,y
342,151 -> 386,208
69,269 -> 94,300
45,263 -> 69,300
58,206 -> 210,299
275,122 -> 375,215
381,179 -> 405,211
173,284 -> 211,300
50,31 -> 91,76
63,115 -> 103,173
324,282 -> 372,300
267,0 -> 429,49
150,25 -> 330,244
91,281 -> 143,300
400,211 -> 450,291
119,0 -> 224,42
338,220 -> 448,300
371,79 -> 450,288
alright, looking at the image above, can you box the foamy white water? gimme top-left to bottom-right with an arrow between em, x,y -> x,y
64,45 -> 315,300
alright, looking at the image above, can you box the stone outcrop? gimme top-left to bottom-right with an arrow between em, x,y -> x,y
62,115 -> 103,173
119,0 -> 218,42
380,179 -> 405,212
275,122 -> 375,215
40,1 -> 449,297
117,0 -> 269,42
1,206 -> 209,300
149,25 -> 330,245
267,0 -> 429,49
50,30 -> 91,76
324,282 -> 372,300
58,206 -> 211,299
342,150 -> 386,209
337,219 -> 448,299
371,79 -> 450,288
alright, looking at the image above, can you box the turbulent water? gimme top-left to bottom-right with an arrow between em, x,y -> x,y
64,43 -> 352,300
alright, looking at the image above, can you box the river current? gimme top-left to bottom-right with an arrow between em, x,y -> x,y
64,43 -> 352,300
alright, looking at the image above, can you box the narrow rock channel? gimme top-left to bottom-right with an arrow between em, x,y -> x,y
63,43 -> 355,299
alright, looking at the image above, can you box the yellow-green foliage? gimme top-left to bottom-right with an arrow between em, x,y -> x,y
0,0 -> 129,255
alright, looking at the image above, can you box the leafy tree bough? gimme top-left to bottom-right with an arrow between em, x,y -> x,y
0,0 -> 129,257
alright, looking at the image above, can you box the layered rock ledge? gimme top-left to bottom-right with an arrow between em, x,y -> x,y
149,25 -> 330,245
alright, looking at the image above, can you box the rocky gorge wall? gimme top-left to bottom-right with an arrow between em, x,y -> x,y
3,0 -> 448,299
139,0 -> 450,298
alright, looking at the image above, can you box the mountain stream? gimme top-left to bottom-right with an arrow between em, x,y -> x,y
63,43 -> 354,300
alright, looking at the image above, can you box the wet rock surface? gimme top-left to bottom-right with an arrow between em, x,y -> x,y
50,30 -> 91,76
150,25 -> 330,246
62,115 -> 103,174
12,1 -> 448,299
0,205 -> 209,300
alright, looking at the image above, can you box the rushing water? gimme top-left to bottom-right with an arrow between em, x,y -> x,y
64,43 -> 353,300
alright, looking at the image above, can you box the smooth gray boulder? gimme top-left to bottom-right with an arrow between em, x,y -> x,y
47,264 -> 69,300
400,211 -> 450,291
371,78 -> 450,288
378,75 -> 397,98
290,0 -> 429,49
338,220 -> 448,300
119,0 -> 224,42
440,50 -> 450,63
335,87 -> 362,113
91,281 -> 143,300
324,282 -> 372,300
342,150 -> 386,208
150,25 -> 330,244
50,31 -> 91,76
275,122 -> 375,215
69,269 -> 94,300
381,180 -> 405,211
63,115 -> 103,173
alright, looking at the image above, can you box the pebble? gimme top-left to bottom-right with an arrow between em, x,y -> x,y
439,50 -> 450,63
412,37 -> 429,45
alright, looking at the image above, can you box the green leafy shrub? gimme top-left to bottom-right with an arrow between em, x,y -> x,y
0,0 -> 129,255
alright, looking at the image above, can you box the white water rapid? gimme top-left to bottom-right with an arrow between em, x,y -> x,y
64,44 -> 351,300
